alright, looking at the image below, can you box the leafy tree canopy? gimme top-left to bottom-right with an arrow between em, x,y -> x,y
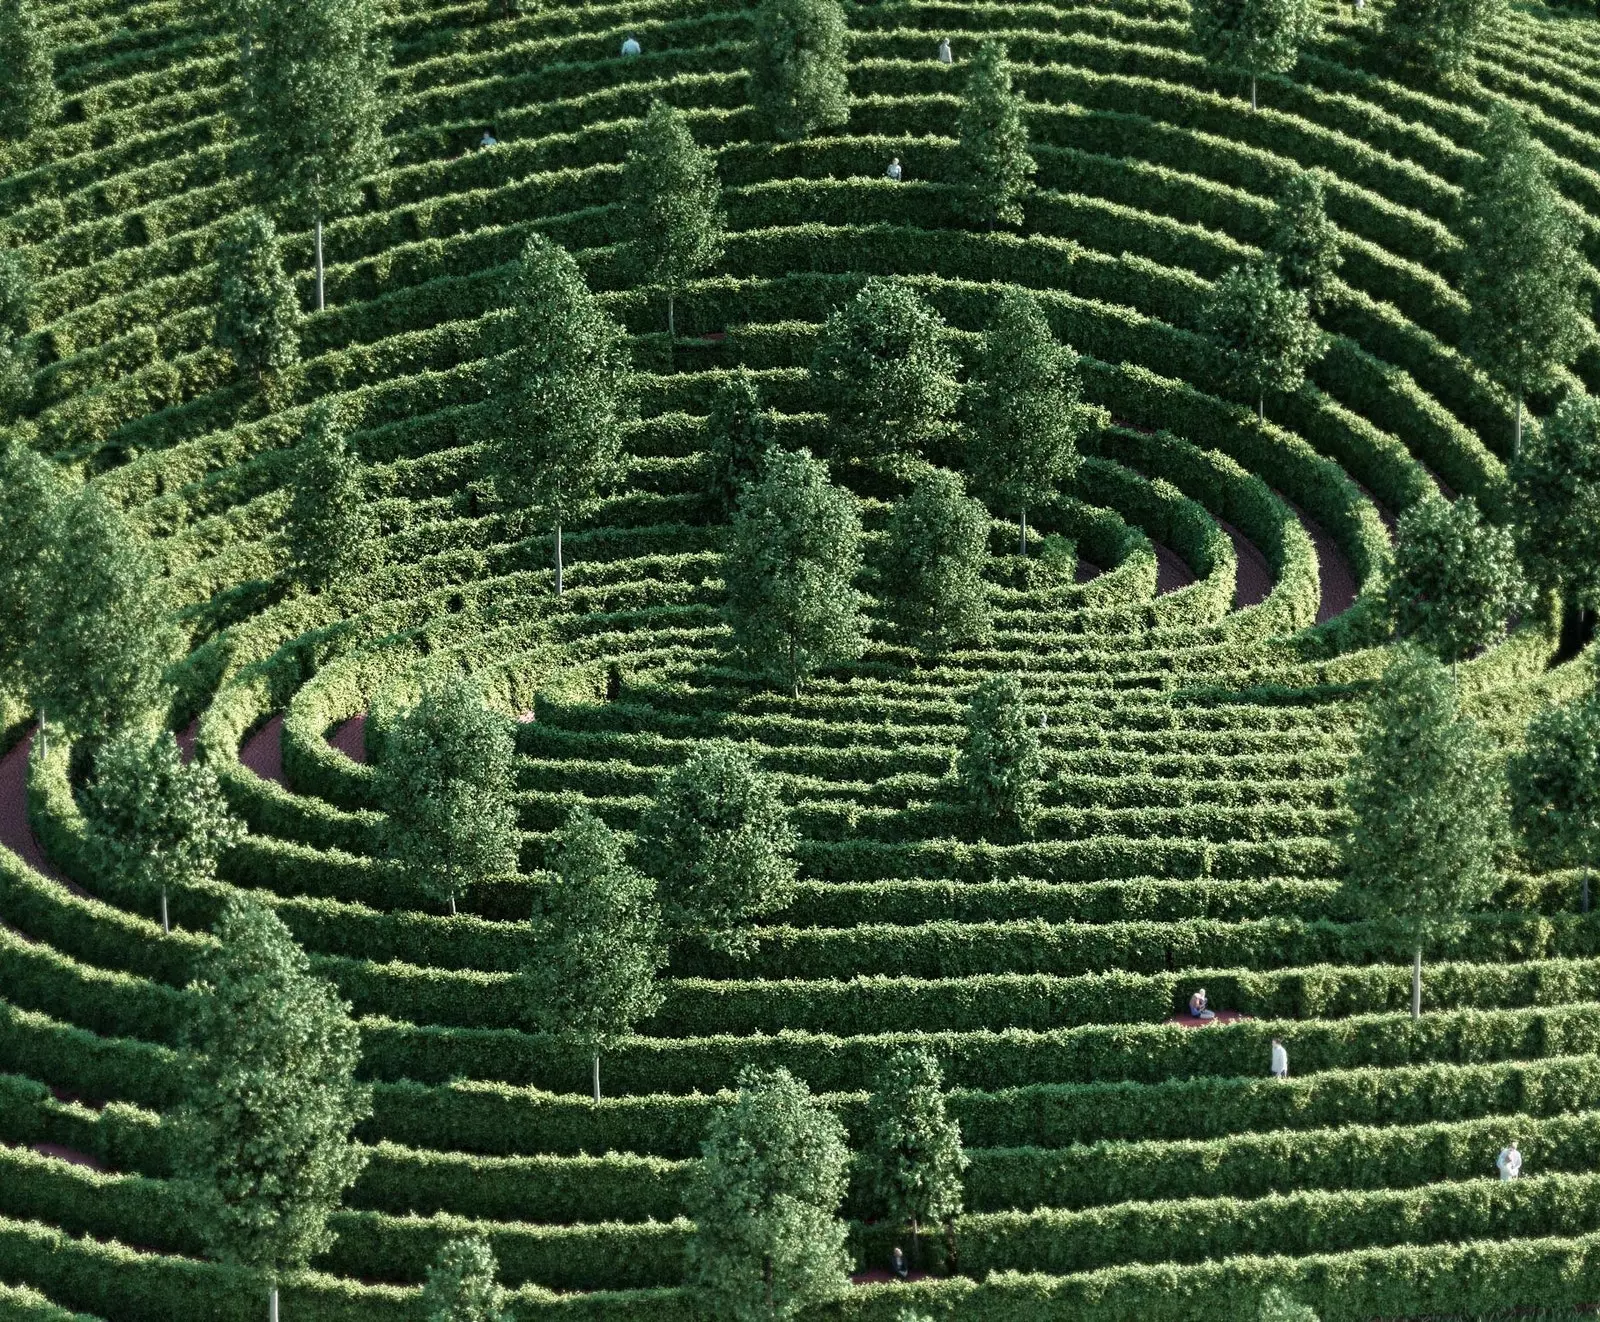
953,39 -> 1035,227
747,0 -> 851,141
705,367 -> 773,519
214,208 -> 300,376
420,1236 -> 510,1322
1509,392 -> 1600,611
1258,1288 -> 1320,1322
1203,256 -> 1325,418
956,674 -> 1041,837
1509,685 -> 1600,875
1268,170 -> 1342,309
880,467 -> 993,656
0,435 -> 62,698
1383,0 -> 1506,80
1189,0 -> 1319,107
0,0 -> 61,141
286,399 -> 377,594
861,1046 -> 967,1256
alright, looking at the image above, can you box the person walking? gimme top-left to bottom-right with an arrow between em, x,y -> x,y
938,36 -> 953,64
1270,1037 -> 1289,1079
885,157 -> 903,182
1496,1142 -> 1522,1181
620,34 -> 641,56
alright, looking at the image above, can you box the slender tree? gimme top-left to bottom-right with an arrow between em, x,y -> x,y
1462,107 -> 1590,458
636,739 -> 798,956
1268,171 -> 1341,310
177,897 -> 372,1322
1509,392 -> 1600,617
0,0 -> 60,141
861,1046 -> 967,1270
420,1236 -> 510,1322
28,488 -> 180,743
810,279 -> 960,478
484,233 -> 633,596
1258,1289 -> 1320,1322
956,674 -> 1041,837
686,1066 -> 852,1322
1341,646 -> 1504,1019
880,467 -> 992,656
1510,688 -> 1600,914
214,208 -> 300,378
285,399 -> 377,593
1204,256 -> 1325,420
621,99 -> 725,339
1385,493 -> 1524,666
747,0 -> 851,142
84,729 -> 244,934
725,447 -> 867,697
0,248 -> 36,416
705,367 -> 773,519
375,674 -> 520,916
0,436 -> 62,704
1189,0 -> 1319,110
952,39 -> 1035,228
524,805 -> 666,1103
223,0 -> 391,311
1383,0 -> 1505,81
964,289 -> 1093,554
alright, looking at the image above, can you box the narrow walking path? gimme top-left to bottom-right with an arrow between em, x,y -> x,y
239,714 -> 287,785
328,714 -> 367,764
1153,544 -> 1197,594
1287,503 -> 1359,623
0,727 -> 80,891
1218,520 -> 1272,609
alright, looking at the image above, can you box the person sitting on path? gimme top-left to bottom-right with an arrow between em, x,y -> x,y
938,36 -> 953,63
1496,1142 -> 1522,1181
620,34 -> 641,56
891,1245 -> 909,1281
1270,1037 -> 1288,1079
1188,988 -> 1216,1021
885,157 -> 903,182
479,128 -> 499,149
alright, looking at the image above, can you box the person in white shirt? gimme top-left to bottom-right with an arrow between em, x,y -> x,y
1270,1038 -> 1288,1079
1496,1142 -> 1522,1181
621,35 -> 641,56
885,157 -> 903,182
938,37 -> 953,64
479,129 -> 499,149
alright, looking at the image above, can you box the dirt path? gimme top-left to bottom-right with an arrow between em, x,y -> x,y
240,715 -> 287,785
0,728 -> 81,892
1218,520 -> 1272,609
1285,502 -> 1359,623
328,714 -> 367,764
1153,544 -> 1197,594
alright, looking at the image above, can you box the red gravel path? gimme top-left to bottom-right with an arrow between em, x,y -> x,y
1218,520 -> 1272,609
1166,1010 -> 1252,1028
174,718 -> 198,764
239,714 -> 287,785
0,728 -> 80,892
328,714 -> 367,764
1285,501 -> 1359,623
1153,544 -> 1197,595
1075,558 -> 1102,584
32,1142 -> 105,1172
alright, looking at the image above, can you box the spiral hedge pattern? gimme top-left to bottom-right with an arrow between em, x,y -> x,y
5,0 -> 1600,1317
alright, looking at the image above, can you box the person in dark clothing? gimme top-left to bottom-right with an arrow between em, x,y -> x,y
891,1246 -> 909,1281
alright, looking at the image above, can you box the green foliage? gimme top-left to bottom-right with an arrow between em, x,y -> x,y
1509,687 -> 1600,876
705,367 -> 773,519
213,209 -> 300,377
686,1066 -> 851,1322
861,1046 -> 968,1260
810,278 -> 961,478
0,436 -> 62,698
1204,257 -> 1325,418
1256,1287 -> 1319,1322
636,739 -> 799,957
419,1235 -> 509,1322
285,399 -> 377,594
953,40 -> 1036,228
956,674 -> 1041,837
176,896 -> 371,1275
621,99 -> 725,336
1383,0 -> 1506,79
725,447 -> 867,696
1189,0 -> 1319,106
1341,646 -> 1505,954
83,728 -> 244,910
1463,108 -> 1590,436
1268,172 -> 1341,310
748,0 -> 851,141
1509,393 -> 1600,610
879,467 -> 993,655
374,674 -> 520,914
0,0 -> 60,140
27,488 -> 180,742
964,288 -> 1093,542
0,248 -> 36,416
523,805 -> 666,1053
1386,493 -> 1524,664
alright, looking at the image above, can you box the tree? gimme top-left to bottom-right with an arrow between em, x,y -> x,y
523,805 -> 666,1102
1189,0 -> 1319,110
0,247 -> 36,415
956,674 -> 1040,837
1383,0 -> 1505,81
1462,107 -> 1590,458
621,99 -> 725,339
1510,688 -> 1600,914
420,1236 -> 510,1322
1203,256 -> 1325,420
0,436 -> 62,703
1268,171 -> 1341,310
686,1066 -> 851,1322
84,729 -> 244,934
177,897 -> 371,1322
810,279 -> 960,479
483,233 -> 633,597
214,208 -> 300,378
952,39 -> 1035,228
375,674 -> 520,916
28,488 -> 180,743
1385,493 -> 1524,666
0,0 -> 60,141
725,447 -> 867,697
861,1046 -> 967,1270
223,0 -> 391,311
1258,1289 -> 1320,1322
637,740 -> 798,956
1509,392 -> 1600,616
284,399 -> 377,593
964,289 -> 1093,554
705,367 -> 773,519
747,0 -> 850,142
1340,646 -> 1504,1019
880,468 -> 992,656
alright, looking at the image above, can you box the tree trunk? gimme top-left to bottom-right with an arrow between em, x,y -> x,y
554,521 -> 563,597
763,1253 -> 774,1310
161,888 -> 169,935
1412,945 -> 1422,1021
448,892 -> 456,917
1019,506 -> 1028,557
1258,394 -> 1265,422
1583,870 -> 1591,915
667,292 -> 675,340
911,1216 -> 921,1269
592,1051 -> 601,1104
269,1285 -> 279,1322
1250,74 -> 1257,111
1514,395 -> 1523,461
314,209 -> 325,313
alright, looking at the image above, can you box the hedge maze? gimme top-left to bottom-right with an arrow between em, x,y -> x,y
3,0 -> 1600,1317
